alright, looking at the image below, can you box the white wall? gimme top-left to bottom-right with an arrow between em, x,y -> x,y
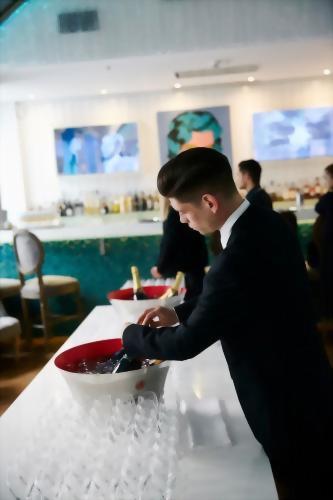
1,76 -> 333,215
0,103 -> 27,220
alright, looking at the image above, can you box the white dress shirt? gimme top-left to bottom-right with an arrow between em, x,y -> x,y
220,199 -> 250,249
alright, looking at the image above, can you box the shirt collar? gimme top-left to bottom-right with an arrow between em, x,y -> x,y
220,199 -> 250,249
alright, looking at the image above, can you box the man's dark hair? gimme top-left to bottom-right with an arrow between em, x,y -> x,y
325,163 -> 333,178
238,159 -> 262,185
157,147 -> 237,202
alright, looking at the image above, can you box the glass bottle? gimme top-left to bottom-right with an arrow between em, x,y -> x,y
131,266 -> 148,300
159,271 -> 184,299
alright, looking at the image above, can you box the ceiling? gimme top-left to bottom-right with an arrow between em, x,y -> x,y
0,0 -> 332,102
0,0 -> 25,23
0,37 -> 332,102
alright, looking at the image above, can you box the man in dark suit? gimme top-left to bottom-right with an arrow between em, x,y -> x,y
123,147 -> 332,499
238,158 -> 273,210
152,205 -> 208,300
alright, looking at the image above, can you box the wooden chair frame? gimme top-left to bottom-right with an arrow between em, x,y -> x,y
13,230 -> 84,347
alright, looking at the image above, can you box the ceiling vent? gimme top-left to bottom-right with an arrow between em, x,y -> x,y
58,10 -> 99,34
175,64 -> 259,79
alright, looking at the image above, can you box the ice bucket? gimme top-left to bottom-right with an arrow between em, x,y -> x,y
107,285 -> 184,322
54,338 -> 169,401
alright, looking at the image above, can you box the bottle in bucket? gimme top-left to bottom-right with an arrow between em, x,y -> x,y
159,271 -> 184,299
110,349 -> 141,373
131,266 -> 148,300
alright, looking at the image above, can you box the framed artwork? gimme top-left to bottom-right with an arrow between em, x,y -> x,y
54,123 -> 139,175
157,106 -> 232,165
253,107 -> 333,161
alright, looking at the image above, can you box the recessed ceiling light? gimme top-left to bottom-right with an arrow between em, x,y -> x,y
323,69 -> 331,76
174,82 -> 182,89
247,76 -> 255,82
100,89 -> 108,95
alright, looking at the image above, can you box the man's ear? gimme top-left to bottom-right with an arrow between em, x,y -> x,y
202,193 -> 219,214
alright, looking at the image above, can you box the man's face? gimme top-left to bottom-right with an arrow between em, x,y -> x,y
324,172 -> 333,190
237,169 -> 247,190
170,197 -> 217,234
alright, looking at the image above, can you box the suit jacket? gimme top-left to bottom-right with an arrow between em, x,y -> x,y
315,192 -> 333,316
123,205 -> 332,462
156,207 -> 208,277
246,186 -> 273,210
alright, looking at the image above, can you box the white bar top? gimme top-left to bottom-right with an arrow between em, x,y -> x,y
0,306 -> 277,499
0,212 -> 163,244
0,206 -> 315,245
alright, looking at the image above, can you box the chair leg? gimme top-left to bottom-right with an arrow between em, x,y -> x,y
14,335 -> 20,362
40,297 -> 52,346
74,290 -> 85,321
21,298 -> 32,350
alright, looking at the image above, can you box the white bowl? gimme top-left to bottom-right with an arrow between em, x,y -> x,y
108,285 -> 184,323
54,338 -> 169,403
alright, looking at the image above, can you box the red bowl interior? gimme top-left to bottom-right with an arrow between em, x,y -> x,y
108,285 -> 170,301
54,338 -> 123,373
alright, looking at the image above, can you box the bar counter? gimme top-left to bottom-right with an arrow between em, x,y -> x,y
0,212 -> 163,244
0,305 -> 278,499
0,211 -> 314,314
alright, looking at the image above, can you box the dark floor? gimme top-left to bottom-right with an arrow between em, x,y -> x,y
0,336 -> 67,416
1,327 -> 333,417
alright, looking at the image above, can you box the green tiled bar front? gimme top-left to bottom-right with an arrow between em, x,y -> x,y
1,223 -> 313,313
0,236 -> 162,314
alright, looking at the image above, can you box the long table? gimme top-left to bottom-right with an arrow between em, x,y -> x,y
0,306 -> 277,499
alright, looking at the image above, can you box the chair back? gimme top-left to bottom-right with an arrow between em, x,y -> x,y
13,230 -> 44,278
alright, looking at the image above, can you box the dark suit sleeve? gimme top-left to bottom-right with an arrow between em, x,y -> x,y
174,297 -> 198,321
156,208 -> 208,276
156,209 -> 179,275
123,250 -> 250,360
246,188 -> 272,210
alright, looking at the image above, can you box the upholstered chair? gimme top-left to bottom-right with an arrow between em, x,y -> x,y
13,230 -> 83,347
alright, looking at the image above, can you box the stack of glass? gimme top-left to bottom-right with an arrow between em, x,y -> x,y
7,391 -> 179,500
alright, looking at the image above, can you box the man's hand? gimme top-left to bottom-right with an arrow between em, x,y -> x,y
150,266 -> 162,279
137,306 -> 179,327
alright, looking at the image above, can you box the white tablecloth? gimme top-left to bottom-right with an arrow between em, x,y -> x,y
0,306 -> 277,499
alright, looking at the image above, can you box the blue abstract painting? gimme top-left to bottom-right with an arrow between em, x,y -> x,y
253,107 -> 333,161
54,123 -> 139,175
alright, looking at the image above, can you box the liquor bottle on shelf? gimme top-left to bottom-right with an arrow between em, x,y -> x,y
159,271 -> 184,299
133,193 -> 140,211
288,182 -> 297,202
125,194 -> 133,212
146,194 -> 154,211
282,184 -> 290,201
73,200 -> 85,216
140,192 -> 148,211
314,177 -> 322,197
111,199 -> 120,213
131,266 -> 148,300
65,202 -> 74,217
99,197 -> 109,215
153,193 -> 160,211
309,181 -> 316,199
58,201 -> 66,217
295,189 -> 304,209
303,182 -> 310,200
267,181 -> 277,202
119,195 -> 126,214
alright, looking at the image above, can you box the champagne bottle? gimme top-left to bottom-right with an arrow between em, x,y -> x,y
159,271 -> 184,299
110,348 -> 141,373
131,266 -> 148,300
